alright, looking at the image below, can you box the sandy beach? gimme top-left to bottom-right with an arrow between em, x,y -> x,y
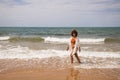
0,68 -> 120,80
0,58 -> 120,80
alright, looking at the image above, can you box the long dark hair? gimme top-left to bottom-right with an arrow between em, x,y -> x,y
71,29 -> 78,37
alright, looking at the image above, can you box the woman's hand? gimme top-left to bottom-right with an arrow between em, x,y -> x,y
79,47 -> 81,52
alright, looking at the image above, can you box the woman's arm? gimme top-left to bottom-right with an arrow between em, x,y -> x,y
76,38 -> 81,52
79,46 -> 81,52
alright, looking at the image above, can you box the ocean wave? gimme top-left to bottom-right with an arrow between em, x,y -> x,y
0,36 -> 120,43
9,37 -> 44,42
44,37 -> 105,43
0,46 -> 68,59
0,36 -> 44,42
105,38 -> 120,43
0,36 -> 10,41
0,45 -> 119,59
44,37 -> 120,43
44,37 -> 69,43
0,46 -> 120,69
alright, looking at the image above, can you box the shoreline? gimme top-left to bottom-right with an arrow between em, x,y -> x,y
0,68 -> 120,80
0,58 -> 120,80
0,56 -> 120,73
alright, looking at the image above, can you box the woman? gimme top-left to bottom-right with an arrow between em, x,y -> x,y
67,29 -> 81,64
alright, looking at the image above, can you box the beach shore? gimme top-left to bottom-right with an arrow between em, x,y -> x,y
0,68 -> 120,80
0,56 -> 120,80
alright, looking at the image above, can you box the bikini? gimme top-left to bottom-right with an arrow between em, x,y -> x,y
71,37 -> 76,49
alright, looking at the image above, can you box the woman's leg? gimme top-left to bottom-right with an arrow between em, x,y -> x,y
70,53 -> 73,64
75,53 -> 81,63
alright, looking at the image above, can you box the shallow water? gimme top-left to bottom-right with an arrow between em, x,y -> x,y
0,27 -> 120,72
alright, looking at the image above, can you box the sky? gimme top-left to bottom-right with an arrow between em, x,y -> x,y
0,0 -> 120,27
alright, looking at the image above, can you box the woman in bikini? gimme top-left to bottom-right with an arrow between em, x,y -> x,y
67,29 -> 81,64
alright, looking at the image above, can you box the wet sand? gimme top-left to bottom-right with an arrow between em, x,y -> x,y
0,57 -> 120,80
0,68 -> 120,80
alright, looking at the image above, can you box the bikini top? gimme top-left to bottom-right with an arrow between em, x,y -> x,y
71,37 -> 76,45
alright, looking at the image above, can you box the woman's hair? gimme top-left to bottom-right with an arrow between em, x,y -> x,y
71,29 -> 78,37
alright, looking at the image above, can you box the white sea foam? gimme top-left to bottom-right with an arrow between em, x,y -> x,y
0,36 -> 10,41
44,37 -> 69,43
0,36 -> 105,44
0,46 -> 119,59
0,46 -> 68,59
74,64 -> 120,69
44,37 -> 105,44
0,46 -> 120,69
79,52 -> 120,58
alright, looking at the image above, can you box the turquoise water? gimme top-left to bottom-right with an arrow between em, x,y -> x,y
0,27 -> 120,38
0,27 -> 120,43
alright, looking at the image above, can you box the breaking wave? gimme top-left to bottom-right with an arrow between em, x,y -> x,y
0,36 -> 120,43
0,36 -> 44,42
0,45 -> 119,59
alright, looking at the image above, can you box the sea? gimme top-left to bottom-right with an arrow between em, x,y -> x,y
0,27 -> 120,72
